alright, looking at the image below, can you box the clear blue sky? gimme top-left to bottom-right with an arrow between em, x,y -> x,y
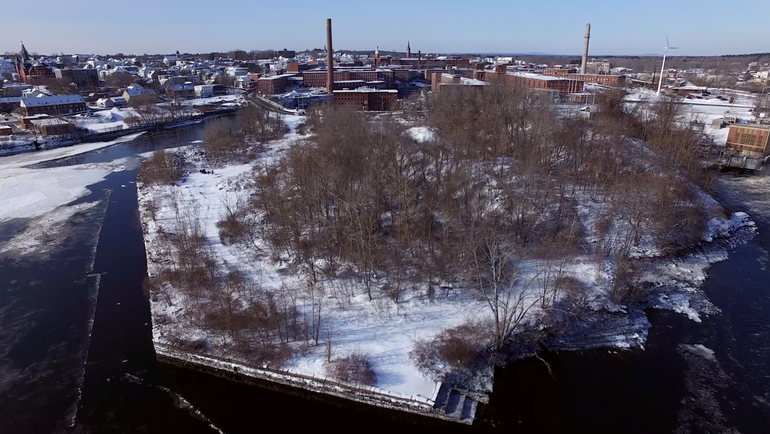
2,0 -> 765,56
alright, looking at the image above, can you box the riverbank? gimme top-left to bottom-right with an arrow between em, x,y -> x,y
0,107 -> 237,159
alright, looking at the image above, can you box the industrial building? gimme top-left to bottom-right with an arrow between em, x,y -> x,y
726,124 -> 770,157
19,95 -> 87,116
332,88 -> 398,111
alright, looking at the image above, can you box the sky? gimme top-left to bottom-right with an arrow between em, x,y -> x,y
2,0 -> 766,57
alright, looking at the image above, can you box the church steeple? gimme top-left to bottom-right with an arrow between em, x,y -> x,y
21,41 -> 31,63
406,41 -> 411,58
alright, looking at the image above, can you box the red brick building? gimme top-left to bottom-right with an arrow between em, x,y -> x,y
257,74 -> 296,96
478,70 -> 584,94
569,74 -> 626,87
302,69 -> 396,89
16,61 -> 55,85
542,68 -> 577,77
333,89 -> 398,111
726,124 -> 770,157
20,95 -> 87,116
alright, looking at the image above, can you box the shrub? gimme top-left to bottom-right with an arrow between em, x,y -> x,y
138,149 -> 183,186
410,321 -> 488,375
325,352 -> 377,386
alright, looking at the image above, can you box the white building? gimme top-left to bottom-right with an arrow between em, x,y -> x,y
226,66 -> 249,77
194,84 -> 215,98
96,98 -> 114,108
163,55 -> 180,66
0,58 -> 16,76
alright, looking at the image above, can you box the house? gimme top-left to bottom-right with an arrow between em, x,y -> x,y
19,95 -> 87,116
110,96 -> 127,107
0,125 -> 12,136
235,75 -> 255,89
166,83 -> 195,100
123,84 -> 157,104
226,66 -> 249,77
96,97 -> 114,108
163,55 -> 180,66
194,84 -> 215,98
29,118 -> 76,135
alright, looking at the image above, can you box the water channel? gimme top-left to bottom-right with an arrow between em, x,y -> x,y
0,121 -> 768,433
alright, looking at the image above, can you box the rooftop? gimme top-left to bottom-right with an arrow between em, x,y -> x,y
20,95 -> 86,107
333,88 -> 398,94
30,118 -> 71,126
508,72 -> 572,81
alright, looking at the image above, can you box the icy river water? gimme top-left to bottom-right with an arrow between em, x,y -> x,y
0,121 -> 768,433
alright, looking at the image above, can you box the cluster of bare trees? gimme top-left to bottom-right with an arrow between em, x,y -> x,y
146,80 -> 715,370
239,83 -> 711,350
203,105 -> 286,165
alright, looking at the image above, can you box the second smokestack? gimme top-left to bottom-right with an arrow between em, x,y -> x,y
327,18 -> 334,93
580,23 -> 590,74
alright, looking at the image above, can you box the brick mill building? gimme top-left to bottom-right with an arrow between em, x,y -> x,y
332,88 -> 398,111
474,67 -> 585,94
726,124 -> 770,157
19,95 -> 87,116
257,73 -> 297,96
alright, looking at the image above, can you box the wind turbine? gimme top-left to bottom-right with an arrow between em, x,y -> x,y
657,37 -> 678,95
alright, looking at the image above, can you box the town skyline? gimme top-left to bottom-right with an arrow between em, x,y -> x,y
3,0 -> 767,57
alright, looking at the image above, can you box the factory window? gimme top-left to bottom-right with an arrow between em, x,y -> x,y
740,132 -> 757,146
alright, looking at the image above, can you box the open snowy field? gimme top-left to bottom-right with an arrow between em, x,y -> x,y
139,114 -> 756,403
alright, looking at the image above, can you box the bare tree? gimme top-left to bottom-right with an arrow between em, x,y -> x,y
466,232 -> 538,349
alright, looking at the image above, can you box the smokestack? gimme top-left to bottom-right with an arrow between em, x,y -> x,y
580,23 -> 590,74
326,18 -> 334,93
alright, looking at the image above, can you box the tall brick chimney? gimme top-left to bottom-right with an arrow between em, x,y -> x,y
580,23 -> 591,74
326,18 -> 334,93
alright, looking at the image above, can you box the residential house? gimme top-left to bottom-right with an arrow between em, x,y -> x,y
96,97 -> 114,108
166,83 -> 195,100
235,75 -> 255,89
123,84 -> 157,104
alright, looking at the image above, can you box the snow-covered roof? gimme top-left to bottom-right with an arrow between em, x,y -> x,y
169,84 -> 195,91
333,88 -> 397,94
30,118 -> 71,126
508,72 -> 569,81
259,73 -> 296,81
20,95 -> 85,107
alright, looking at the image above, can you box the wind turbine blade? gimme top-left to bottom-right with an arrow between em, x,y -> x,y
666,37 -> 670,47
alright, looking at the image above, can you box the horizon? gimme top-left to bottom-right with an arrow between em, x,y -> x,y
3,0 -> 767,58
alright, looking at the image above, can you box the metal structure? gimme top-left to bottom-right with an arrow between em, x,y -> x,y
656,37 -> 678,95
580,24 -> 591,74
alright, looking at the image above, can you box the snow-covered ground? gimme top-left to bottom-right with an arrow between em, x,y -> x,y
139,114 -> 757,404
623,88 -> 757,146
178,94 -> 245,107
71,107 -> 141,133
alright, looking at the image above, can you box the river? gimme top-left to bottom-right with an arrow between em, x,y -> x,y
0,121 -> 768,433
